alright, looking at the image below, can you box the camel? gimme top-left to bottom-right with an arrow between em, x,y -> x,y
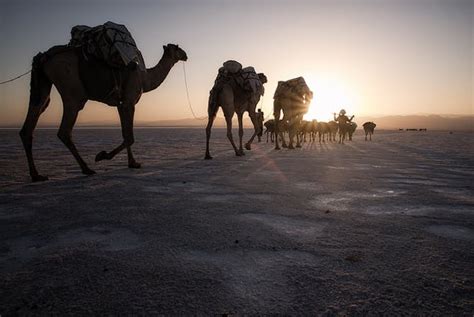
316,121 -> 330,143
327,121 -> 338,142
274,78 -> 313,150
300,120 -> 313,143
204,72 -> 267,159
363,122 -> 376,141
20,44 -> 187,182
347,122 -> 358,141
264,119 -> 275,143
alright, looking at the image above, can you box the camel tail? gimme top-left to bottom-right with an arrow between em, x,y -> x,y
29,52 -> 51,108
207,90 -> 219,118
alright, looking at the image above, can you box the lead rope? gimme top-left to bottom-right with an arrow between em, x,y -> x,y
182,62 -> 207,120
0,70 -> 31,85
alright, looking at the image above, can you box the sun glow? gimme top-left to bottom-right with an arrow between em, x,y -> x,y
303,76 -> 357,122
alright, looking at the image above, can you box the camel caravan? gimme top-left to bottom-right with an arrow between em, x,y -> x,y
20,21 -> 376,182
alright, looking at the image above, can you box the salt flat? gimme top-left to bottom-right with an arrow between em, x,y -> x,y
0,128 -> 473,315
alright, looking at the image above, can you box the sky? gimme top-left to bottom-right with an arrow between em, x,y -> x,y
0,0 -> 472,126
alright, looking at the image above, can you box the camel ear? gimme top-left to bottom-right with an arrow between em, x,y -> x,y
163,45 -> 167,50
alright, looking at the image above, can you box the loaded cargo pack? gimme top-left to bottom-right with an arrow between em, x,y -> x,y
69,21 -> 145,71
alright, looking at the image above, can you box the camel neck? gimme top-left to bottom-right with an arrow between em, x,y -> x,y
143,56 -> 177,93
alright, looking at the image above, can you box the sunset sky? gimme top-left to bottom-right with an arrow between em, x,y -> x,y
0,0 -> 472,126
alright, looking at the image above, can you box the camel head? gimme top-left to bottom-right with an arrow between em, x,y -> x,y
258,73 -> 268,84
163,44 -> 188,62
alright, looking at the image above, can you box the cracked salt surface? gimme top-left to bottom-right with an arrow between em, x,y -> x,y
181,249 -> 320,304
202,194 -> 272,203
2,227 -> 141,261
426,225 -> 474,241
309,190 -> 403,212
242,213 -> 327,239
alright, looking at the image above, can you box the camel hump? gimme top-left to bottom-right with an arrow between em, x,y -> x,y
223,60 -> 242,73
69,21 -> 145,71
214,61 -> 266,96
274,76 -> 310,99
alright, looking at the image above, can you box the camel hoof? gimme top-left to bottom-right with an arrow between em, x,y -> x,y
128,161 -> 141,169
82,168 -> 96,175
275,146 -> 280,150
245,143 -> 251,150
204,154 -> 213,160
282,144 -> 288,148
32,174 -> 48,182
296,144 -> 302,148
288,145 -> 295,150
95,151 -> 109,162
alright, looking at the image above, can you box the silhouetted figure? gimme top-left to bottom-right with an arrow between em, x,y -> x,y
363,122 -> 376,141
205,60 -> 267,159
273,77 -> 313,150
333,109 -> 354,144
256,109 -> 264,142
19,22 -> 187,182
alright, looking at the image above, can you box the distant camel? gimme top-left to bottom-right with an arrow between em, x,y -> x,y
274,78 -> 313,150
363,122 -> 376,141
347,122 -> 358,141
264,119 -> 275,143
20,44 -> 187,182
327,121 -> 338,142
316,122 -> 330,143
205,72 -> 267,159
300,120 -> 313,142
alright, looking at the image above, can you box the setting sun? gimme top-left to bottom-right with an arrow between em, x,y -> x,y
303,76 -> 357,122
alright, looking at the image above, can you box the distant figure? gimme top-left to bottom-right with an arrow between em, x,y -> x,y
19,22 -> 188,182
256,109 -> 264,142
205,60 -> 267,159
334,109 -> 354,144
363,122 -> 376,141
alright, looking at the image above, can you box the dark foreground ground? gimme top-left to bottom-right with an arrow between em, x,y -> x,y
0,128 -> 473,315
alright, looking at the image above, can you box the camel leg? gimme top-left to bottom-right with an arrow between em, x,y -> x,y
95,104 -> 136,163
296,124 -> 302,148
205,115 -> 216,160
57,103 -> 96,175
19,98 -> 51,182
224,115 -> 240,156
365,132 -> 368,141
127,146 -> 141,168
245,111 -> 259,150
288,127 -> 295,149
237,113 -> 245,155
288,119 -> 295,150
